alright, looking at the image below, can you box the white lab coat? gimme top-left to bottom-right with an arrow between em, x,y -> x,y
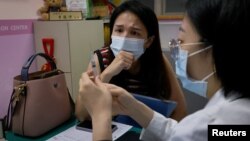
140,89 -> 250,141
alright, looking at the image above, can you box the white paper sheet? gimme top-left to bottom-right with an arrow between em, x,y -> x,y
47,121 -> 133,141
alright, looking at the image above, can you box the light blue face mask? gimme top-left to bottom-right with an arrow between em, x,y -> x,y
170,40 -> 214,98
110,36 -> 145,60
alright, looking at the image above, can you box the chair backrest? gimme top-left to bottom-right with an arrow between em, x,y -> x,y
114,93 -> 177,128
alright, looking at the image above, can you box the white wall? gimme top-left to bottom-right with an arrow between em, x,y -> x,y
0,0 -> 43,19
159,20 -> 181,50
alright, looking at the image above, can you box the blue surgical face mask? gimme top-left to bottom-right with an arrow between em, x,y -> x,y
110,36 -> 145,60
170,40 -> 214,97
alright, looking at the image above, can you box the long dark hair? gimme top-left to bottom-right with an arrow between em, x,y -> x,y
109,0 -> 171,99
186,0 -> 250,97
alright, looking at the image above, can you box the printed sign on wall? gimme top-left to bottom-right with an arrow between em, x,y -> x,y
0,20 -> 36,118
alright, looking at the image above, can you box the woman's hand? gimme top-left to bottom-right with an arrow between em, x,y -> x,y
101,51 -> 134,82
105,83 -> 137,116
79,72 -> 112,118
79,72 -> 113,141
106,84 -> 155,128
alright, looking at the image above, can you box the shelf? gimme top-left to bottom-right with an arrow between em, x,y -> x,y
157,14 -> 184,21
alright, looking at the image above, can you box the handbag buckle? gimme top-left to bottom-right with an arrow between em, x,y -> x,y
13,84 -> 27,102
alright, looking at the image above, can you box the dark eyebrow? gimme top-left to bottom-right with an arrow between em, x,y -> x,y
131,27 -> 142,32
114,24 -> 123,28
179,26 -> 185,32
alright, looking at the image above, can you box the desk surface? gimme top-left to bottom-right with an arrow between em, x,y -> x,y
5,117 -> 76,141
5,117 -> 141,141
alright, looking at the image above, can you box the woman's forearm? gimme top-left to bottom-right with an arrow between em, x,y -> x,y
75,95 -> 91,121
128,100 -> 154,128
92,112 -> 112,141
100,70 -> 113,83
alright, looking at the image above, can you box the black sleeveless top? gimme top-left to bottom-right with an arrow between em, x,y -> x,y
94,47 -> 149,96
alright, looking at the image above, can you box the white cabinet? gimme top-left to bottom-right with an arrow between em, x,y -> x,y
34,20 -> 104,101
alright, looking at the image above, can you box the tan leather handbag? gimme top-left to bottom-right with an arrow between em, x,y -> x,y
5,53 -> 73,137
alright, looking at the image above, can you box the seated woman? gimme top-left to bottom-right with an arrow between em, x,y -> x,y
79,0 -> 250,140
75,0 -> 187,122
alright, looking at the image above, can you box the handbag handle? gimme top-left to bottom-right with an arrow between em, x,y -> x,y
21,53 -> 57,81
